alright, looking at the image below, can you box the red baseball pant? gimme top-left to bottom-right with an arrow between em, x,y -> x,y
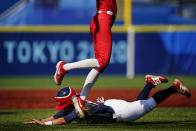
90,12 -> 115,72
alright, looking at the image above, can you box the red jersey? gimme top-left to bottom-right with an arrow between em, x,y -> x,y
96,0 -> 117,15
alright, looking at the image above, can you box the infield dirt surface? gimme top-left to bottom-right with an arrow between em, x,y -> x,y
0,89 -> 195,109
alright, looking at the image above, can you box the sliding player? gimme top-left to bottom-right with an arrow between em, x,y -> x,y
25,75 -> 191,125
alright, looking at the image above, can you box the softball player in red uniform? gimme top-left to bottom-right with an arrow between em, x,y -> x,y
54,0 -> 117,118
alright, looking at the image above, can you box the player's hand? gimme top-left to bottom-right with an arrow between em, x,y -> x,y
31,118 -> 44,125
96,97 -> 104,103
24,118 -> 36,124
23,118 -> 44,125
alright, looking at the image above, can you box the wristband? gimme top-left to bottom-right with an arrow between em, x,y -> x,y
44,121 -> 53,125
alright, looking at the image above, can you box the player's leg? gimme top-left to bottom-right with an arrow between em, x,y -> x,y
72,69 -> 101,118
136,75 -> 168,100
54,59 -> 101,85
80,69 -> 101,99
72,14 -> 114,118
64,59 -> 101,70
152,78 -> 191,104
112,78 -> 191,122
54,15 -> 100,85
93,13 -> 113,71
136,82 -> 154,101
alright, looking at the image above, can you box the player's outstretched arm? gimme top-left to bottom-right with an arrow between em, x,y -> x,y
49,117 -> 66,125
24,117 -> 66,125
24,116 -> 54,124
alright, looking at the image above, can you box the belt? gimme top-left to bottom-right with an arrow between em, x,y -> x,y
97,10 -> 113,16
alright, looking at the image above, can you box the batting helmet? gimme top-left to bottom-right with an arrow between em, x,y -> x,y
55,87 -> 77,110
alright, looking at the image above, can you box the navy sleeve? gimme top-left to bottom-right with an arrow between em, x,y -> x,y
54,110 -> 66,119
53,105 -> 74,119
63,110 -> 79,124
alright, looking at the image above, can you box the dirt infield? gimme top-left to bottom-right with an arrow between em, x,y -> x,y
0,89 -> 195,109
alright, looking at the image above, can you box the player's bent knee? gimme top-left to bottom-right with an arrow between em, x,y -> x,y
97,58 -> 110,69
94,61 -> 109,73
94,68 -> 104,73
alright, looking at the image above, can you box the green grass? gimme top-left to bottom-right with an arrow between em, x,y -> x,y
0,108 -> 196,131
0,75 -> 196,89
0,75 -> 195,130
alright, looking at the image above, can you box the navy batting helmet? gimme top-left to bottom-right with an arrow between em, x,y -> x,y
55,87 -> 77,110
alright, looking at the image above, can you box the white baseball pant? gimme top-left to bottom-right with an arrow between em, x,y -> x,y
104,97 -> 157,121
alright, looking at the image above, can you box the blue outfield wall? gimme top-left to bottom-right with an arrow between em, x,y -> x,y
135,31 -> 196,75
0,32 -> 127,75
0,31 -> 196,76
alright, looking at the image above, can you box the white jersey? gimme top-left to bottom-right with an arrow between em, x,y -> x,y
104,97 -> 157,121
